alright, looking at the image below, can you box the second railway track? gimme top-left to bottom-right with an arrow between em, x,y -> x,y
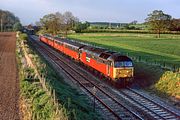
112,87 -> 180,120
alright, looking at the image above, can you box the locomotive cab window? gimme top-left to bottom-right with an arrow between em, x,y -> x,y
114,61 -> 133,67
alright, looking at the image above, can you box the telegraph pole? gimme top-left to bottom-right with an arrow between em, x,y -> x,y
109,22 -> 111,29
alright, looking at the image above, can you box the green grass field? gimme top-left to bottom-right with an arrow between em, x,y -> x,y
68,33 -> 180,70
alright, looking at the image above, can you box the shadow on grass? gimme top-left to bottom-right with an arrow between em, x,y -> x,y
133,62 -> 166,88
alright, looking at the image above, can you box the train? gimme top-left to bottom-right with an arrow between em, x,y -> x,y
39,34 -> 134,84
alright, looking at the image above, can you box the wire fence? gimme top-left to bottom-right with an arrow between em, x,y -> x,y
125,53 -> 180,73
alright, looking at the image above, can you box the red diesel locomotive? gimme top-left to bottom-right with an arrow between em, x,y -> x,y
39,34 -> 134,83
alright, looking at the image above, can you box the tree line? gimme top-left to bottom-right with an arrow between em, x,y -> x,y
0,9 -> 22,32
36,10 -> 180,38
36,11 -> 90,36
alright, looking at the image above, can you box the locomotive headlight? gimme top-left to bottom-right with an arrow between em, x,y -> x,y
124,74 -> 127,77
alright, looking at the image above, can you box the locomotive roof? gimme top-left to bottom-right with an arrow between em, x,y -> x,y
98,51 -> 132,62
99,51 -> 116,59
107,53 -> 132,61
81,46 -> 132,62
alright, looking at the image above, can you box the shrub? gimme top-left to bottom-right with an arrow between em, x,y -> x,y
19,33 -> 28,40
155,71 -> 180,96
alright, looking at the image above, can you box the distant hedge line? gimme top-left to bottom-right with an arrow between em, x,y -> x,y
81,29 -> 180,34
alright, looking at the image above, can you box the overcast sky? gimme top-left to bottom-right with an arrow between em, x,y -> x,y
0,0 -> 180,25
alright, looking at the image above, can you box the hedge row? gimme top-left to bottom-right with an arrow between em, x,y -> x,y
81,29 -> 180,34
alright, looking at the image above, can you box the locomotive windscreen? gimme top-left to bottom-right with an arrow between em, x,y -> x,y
114,61 -> 133,67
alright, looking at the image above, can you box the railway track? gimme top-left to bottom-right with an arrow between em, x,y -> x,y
30,35 -> 180,120
114,87 -> 180,120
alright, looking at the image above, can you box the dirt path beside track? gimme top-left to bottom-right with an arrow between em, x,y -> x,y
0,32 -> 20,120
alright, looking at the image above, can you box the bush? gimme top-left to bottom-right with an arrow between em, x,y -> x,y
19,33 -> 28,40
154,71 -> 180,96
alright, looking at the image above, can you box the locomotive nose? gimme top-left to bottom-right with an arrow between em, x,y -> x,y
115,68 -> 133,78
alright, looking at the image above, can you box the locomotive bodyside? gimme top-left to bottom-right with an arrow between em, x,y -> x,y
79,46 -> 111,76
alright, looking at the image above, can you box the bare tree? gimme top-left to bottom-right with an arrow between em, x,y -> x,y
63,11 -> 79,36
55,12 -> 65,33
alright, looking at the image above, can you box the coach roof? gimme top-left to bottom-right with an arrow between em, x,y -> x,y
64,39 -> 85,49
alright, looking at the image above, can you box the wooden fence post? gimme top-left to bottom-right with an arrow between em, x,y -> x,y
163,62 -> 166,68
49,86 -> 52,96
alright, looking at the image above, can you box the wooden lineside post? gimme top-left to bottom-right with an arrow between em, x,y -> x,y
44,78 -> 46,90
49,86 -> 52,96
53,89 -> 56,105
